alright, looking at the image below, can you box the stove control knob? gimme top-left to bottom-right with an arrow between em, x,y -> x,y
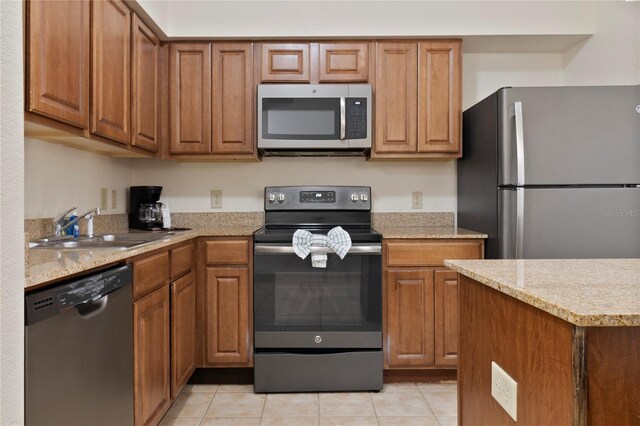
267,194 -> 276,203
360,194 -> 368,202
351,193 -> 359,202
277,193 -> 285,203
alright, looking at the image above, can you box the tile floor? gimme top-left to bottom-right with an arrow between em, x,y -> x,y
160,382 -> 457,426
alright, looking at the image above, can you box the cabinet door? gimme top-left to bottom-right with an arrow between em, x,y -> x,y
260,43 -> 310,82
434,269 -> 459,366
374,43 -> 418,154
318,43 -> 369,82
27,0 -> 90,128
91,0 -> 131,144
417,41 -> 461,154
386,269 -> 434,367
171,271 -> 197,399
204,267 -> 250,366
169,43 -> 212,154
131,14 -> 159,152
212,43 -> 254,155
134,286 -> 170,426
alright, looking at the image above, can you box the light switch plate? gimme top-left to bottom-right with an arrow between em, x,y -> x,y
411,191 -> 423,209
491,361 -> 518,421
100,188 -> 108,210
211,189 -> 223,209
111,189 -> 117,209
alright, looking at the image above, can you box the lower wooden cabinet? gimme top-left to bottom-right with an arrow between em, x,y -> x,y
386,269 -> 435,367
198,237 -> 253,368
170,271 -> 197,399
204,266 -> 250,366
383,239 -> 484,369
434,269 -> 459,366
134,285 -> 171,426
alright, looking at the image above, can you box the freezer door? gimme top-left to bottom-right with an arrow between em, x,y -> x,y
499,187 -> 640,259
498,86 -> 640,185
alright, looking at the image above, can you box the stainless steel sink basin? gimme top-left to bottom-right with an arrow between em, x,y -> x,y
29,232 -> 176,250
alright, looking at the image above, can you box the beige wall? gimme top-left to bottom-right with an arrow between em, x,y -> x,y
1,0 -> 24,423
563,1 -> 640,85
159,1 -> 595,38
24,139 -> 131,219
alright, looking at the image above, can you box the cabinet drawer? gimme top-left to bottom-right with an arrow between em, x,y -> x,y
171,243 -> 194,279
133,251 -> 169,299
205,239 -> 249,265
385,240 -> 481,267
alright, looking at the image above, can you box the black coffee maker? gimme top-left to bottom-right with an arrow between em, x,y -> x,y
129,186 -> 163,230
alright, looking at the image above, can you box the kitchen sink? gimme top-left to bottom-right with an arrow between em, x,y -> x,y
29,232 -> 176,250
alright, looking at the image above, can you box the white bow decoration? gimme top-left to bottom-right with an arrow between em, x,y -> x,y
292,226 -> 352,268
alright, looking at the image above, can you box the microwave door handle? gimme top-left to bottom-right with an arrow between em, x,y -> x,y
340,97 -> 346,140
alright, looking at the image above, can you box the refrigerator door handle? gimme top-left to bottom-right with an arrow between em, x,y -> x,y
516,188 -> 524,259
514,101 -> 525,186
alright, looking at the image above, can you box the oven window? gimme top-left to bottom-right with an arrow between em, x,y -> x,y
262,98 -> 340,140
254,253 -> 381,332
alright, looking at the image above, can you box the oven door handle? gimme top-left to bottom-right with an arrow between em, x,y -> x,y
254,243 -> 381,255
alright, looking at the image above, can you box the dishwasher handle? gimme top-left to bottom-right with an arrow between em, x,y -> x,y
76,294 -> 109,320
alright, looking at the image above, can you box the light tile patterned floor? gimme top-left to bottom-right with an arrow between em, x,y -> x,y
160,382 -> 457,426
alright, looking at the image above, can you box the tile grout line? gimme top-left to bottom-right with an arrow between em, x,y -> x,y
197,385 -> 218,425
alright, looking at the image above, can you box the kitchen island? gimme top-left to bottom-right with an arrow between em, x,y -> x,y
444,259 -> 640,425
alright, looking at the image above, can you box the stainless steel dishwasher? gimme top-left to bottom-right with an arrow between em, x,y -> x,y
25,264 -> 134,426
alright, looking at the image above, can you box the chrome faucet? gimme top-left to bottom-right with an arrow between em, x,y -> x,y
52,206 -> 77,237
59,208 -> 101,238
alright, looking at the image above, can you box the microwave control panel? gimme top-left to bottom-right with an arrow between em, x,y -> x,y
346,98 -> 367,140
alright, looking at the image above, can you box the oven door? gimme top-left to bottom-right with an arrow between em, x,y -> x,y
253,243 -> 382,349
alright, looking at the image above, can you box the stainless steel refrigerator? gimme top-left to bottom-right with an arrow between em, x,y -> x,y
458,86 -> 640,259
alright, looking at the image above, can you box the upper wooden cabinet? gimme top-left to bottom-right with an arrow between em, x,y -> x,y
318,43 -> 369,82
372,40 -> 462,159
27,0 -> 90,128
131,14 -> 159,153
169,43 -> 213,154
374,42 -> 418,154
212,43 -> 254,155
91,0 -> 131,144
418,41 -> 461,154
259,42 -> 371,84
260,43 -> 310,83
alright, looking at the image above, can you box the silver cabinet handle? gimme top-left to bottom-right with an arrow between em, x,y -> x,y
340,97 -> 346,140
514,101 -> 525,186
255,244 -> 381,255
516,188 -> 524,259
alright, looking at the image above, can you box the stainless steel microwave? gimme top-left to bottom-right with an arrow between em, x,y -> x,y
257,84 -> 372,156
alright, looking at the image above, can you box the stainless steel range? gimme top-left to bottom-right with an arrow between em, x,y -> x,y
253,186 -> 383,393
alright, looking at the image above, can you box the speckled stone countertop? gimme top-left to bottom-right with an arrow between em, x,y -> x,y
445,259 -> 640,327
26,226 -> 259,290
376,226 -> 487,239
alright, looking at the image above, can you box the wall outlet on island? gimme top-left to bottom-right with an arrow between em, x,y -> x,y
211,189 -> 223,209
411,191 -> 423,209
491,361 -> 518,421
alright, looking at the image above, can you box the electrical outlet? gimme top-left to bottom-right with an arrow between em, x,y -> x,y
100,188 -> 108,210
411,191 -> 423,209
491,361 -> 518,421
111,189 -> 117,209
211,189 -> 223,209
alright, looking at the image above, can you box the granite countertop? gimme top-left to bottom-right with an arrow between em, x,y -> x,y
26,226 -> 260,290
445,259 -> 640,327
375,226 -> 487,239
